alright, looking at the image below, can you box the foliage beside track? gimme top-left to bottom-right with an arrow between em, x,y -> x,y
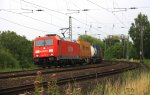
0,31 -> 34,70
89,70 -> 150,95
143,60 -> 150,66
0,47 -> 20,69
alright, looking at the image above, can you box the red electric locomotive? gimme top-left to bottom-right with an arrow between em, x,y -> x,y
33,34 -> 80,67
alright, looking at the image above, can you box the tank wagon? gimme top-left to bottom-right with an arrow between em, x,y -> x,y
33,34 -> 102,67
91,45 -> 102,63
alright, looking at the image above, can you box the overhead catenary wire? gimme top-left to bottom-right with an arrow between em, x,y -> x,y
20,0 -> 69,25
86,0 -> 112,13
43,11 -> 69,24
86,0 -> 127,27
72,17 -> 102,32
67,1 -> 124,30
67,4 -> 105,37
112,0 -> 128,27
21,0 -> 103,34
24,0 -> 129,33
0,16 -> 49,33
22,0 -> 67,16
3,10 -> 62,28
69,0 -> 110,35
0,0 -> 69,27
1,2 -> 98,37
63,0 -> 69,10
2,0 -> 141,39
69,1 -> 98,25
67,1 -> 98,28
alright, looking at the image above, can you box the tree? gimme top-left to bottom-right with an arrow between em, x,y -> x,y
0,47 -> 20,69
78,34 -> 104,47
0,31 -> 33,69
128,42 -> 138,59
103,35 -> 123,59
129,13 -> 150,59
103,35 -> 120,47
104,43 -> 122,60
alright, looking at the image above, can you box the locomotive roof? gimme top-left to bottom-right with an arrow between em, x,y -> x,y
36,34 -> 73,42
45,34 -> 58,36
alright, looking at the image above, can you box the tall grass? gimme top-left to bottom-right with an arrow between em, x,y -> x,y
89,70 -> 150,95
65,83 -> 83,95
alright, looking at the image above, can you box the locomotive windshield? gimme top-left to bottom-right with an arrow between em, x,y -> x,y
35,39 -> 53,46
45,39 -> 53,46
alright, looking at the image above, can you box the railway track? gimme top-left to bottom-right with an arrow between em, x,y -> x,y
0,61 -> 140,95
0,61 -> 115,79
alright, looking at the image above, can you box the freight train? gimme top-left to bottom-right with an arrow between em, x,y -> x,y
33,34 -> 102,67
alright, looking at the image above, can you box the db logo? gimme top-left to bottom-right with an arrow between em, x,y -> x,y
68,46 -> 73,53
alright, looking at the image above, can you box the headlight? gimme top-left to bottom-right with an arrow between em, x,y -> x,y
36,54 -> 39,57
49,49 -> 53,52
35,50 -> 40,53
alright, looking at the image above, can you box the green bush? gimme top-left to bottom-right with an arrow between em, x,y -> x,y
143,60 -> 150,66
104,44 -> 122,60
0,47 -> 20,69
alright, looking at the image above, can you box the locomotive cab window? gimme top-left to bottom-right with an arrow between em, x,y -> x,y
35,40 -> 45,46
45,39 -> 53,46
35,39 -> 53,46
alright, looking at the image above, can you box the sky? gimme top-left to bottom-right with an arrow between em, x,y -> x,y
0,0 -> 150,40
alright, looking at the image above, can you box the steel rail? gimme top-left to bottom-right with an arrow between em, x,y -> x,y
0,62 -> 115,79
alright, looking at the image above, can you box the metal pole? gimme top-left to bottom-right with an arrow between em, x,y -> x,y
97,34 -> 100,39
123,37 -> 125,59
126,35 -> 129,60
121,34 -> 125,59
104,39 -> 106,59
140,26 -> 144,62
85,30 -> 87,35
69,16 -> 72,41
